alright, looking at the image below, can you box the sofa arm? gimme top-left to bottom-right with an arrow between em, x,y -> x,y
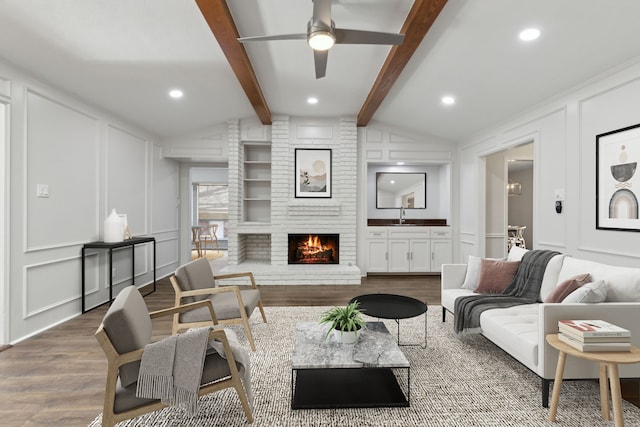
441,264 -> 467,290
538,302 -> 640,379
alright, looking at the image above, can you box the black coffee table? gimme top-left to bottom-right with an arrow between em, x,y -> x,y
350,293 -> 427,348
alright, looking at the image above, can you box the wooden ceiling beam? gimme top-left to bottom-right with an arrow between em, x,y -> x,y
195,0 -> 272,125
357,0 -> 448,127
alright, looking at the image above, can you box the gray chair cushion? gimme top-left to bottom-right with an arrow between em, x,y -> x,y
180,289 -> 261,323
175,258 -> 217,303
102,286 -> 152,388
113,352 -> 233,414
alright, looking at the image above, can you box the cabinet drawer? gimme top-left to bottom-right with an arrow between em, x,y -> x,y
367,228 -> 388,239
389,228 -> 430,239
430,227 -> 451,238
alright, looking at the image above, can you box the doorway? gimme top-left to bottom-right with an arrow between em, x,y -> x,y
484,142 -> 534,258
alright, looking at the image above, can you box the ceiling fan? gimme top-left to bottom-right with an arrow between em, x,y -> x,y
237,0 -> 405,79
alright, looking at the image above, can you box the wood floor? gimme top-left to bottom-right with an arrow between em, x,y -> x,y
0,273 -> 637,427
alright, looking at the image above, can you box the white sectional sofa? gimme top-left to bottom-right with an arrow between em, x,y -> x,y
441,248 -> 640,407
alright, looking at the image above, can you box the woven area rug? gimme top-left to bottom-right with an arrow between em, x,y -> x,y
89,305 -> 640,426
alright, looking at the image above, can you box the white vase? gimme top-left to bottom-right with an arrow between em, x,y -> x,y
332,328 -> 360,344
104,209 -> 125,243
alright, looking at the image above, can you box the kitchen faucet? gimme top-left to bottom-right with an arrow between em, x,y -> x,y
399,206 -> 406,224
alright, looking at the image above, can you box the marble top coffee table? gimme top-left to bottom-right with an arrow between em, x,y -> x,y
291,321 -> 410,409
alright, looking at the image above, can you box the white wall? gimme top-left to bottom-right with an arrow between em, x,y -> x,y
457,57 -> 640,267
0,99 -> 7,345
1,60 -> 180,343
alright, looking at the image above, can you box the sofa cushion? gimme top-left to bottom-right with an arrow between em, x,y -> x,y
538,254 -> 566,301
562,280 -> 608,304
442,288 -> 478,313
544,273 -> 591,303
475,259 -> 520,294
558,257 -> 640,302
480,304 -> 539,371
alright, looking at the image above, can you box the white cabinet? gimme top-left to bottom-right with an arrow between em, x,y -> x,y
243,143 -> 271,223
430,239 -> 452,272
366,226 -> 451,273
388,228 -> 431,272
410,239 -> 432,271
366,228 -> 389,273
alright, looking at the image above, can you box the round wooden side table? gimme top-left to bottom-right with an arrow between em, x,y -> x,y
546,333 -> 640,427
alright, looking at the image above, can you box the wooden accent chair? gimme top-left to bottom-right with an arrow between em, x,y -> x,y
191,226 -> 203,258
170,258 -> 267,351
199,223 -> 219,254
95,286 -> 253,427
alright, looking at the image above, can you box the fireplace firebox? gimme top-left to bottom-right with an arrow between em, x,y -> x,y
288,234 -> 339,264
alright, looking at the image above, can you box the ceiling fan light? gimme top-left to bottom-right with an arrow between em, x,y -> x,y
308,31 -> 335,51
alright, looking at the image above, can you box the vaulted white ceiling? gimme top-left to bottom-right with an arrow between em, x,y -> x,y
1,0 -> 640,143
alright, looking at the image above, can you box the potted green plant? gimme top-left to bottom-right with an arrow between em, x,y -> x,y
319,301 -> 366,344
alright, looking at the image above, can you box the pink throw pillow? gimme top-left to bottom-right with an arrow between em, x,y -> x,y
543,273 -> 592,303
474,259 -> 521,294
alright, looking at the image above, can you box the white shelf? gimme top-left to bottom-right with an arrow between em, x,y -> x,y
243,143 -> 271,223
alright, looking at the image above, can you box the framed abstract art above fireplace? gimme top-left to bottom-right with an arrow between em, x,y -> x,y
596,123 -> 640,231
295,148 -> 332,198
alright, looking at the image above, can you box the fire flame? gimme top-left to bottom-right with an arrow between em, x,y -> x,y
302,235 -> 326,255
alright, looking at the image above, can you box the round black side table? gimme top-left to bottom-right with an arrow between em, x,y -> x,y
350,293 -> 427,348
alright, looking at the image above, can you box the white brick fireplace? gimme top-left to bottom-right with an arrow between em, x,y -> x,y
222,116 -> 361,285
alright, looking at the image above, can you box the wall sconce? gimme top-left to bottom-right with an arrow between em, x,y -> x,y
507,180 -> 522,196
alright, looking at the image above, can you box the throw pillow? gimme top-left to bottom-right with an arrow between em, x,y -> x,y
543,273 -> 591,303
562,280 -> 608,304
474,259 -> 521,294
507,246 -> 528,261
461,256 -> 482,290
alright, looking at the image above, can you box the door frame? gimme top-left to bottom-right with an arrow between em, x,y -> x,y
478,133 -> 537,258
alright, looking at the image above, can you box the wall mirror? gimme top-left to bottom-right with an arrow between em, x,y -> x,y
376,172 -> 426,209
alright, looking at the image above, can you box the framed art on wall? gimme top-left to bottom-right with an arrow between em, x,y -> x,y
295,148 -> 332,198
596,123 -> 640,231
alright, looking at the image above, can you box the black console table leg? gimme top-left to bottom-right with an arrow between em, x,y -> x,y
81,247 -> 86,313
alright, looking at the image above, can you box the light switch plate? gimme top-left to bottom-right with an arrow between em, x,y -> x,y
37,184 -> 49,198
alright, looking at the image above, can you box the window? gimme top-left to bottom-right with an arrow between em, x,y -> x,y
193,184 -> 228,239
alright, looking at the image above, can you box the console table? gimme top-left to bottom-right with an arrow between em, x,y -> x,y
81,236 -> 156,313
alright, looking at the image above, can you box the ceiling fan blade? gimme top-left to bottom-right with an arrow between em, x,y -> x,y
312,0 -> 333,26
237,33 -> 307,43
314,49 -> 328,79
334,28 -> 404,45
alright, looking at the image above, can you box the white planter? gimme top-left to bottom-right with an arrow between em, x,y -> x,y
332,328 -> 360,344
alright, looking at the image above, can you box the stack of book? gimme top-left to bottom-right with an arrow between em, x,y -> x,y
558,319 -> 631,352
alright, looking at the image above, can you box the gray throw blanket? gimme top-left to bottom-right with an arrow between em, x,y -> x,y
136,327 -> 210,415
454,249 -> 560,334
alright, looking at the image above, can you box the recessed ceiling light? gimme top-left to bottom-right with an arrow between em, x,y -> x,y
396,162 -> 405,165
519,28 -> 540,41
169,89 -> 183,99
441,95 -> 455,105
307,97 -> 318,104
